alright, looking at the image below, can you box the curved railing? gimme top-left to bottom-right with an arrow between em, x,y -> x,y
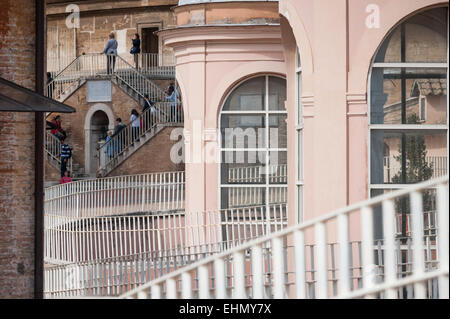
44,203 -> 288,297
120,176 -> 448,299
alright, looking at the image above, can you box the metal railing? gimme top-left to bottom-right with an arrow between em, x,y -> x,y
119,176 -> 448,299
97,102 -> 183,174
140,53 -> 175,78
45,131 -> 73,175
44,171 -> 185,219
44,204 -> 287,297
46,54 -> 169,102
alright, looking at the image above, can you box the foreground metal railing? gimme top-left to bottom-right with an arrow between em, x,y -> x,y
119,176 -> 448,299
44,204 -> 288,297
97,101 -> 183,175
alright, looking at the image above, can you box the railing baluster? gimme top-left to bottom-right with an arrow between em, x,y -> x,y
410,191 -> 426,298
233,251 -> 246,298
315,222 -> 328,299
382,199 -> 397,299
436,184 -> 449,299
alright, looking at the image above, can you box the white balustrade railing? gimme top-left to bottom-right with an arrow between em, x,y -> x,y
97,102 -> 183,174
44,171 -> 185,219
140,53 -> 176,78
45,131 -> 73,175
46,54 -> 169,102
119,176 -> 448,299
44,204 -> 288,297
384,156 -> 448,182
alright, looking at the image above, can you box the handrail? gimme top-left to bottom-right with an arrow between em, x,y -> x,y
44,171 -> 185,218
43,203 -> 288,297
114,54 -> 168,101
119,175 -> 449,299
45,53 -> 174,103
97,101 -> 183,174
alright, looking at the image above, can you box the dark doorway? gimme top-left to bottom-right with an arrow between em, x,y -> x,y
142,27 -> 159,54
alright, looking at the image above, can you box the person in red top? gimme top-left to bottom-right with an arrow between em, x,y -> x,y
51,115 -> 67,140
60,170 -> 73,184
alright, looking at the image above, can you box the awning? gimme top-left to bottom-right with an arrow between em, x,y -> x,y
0,77 -> 75,113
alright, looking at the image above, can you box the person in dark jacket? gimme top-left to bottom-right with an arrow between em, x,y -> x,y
130,33 -> 141,70
60,137 -> 72,177
113,118 -> 126,154
102,32 -> 118,74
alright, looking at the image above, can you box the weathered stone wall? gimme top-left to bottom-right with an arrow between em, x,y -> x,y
46,1 -> 177,67
0,0 -> 36,299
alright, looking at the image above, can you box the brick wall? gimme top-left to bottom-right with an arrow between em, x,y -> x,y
0,0 -> 36,298
108,126 -> 185,177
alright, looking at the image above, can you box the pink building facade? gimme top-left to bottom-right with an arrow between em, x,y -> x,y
161,0 -> 448,237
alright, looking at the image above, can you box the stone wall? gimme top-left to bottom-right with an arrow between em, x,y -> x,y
0,0 -> 36,299
46,1 -> 177,68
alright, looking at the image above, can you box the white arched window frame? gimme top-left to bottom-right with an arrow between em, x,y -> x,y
368,7 -> 449,240
295,48 -> 304,224
219,75 -> 288,209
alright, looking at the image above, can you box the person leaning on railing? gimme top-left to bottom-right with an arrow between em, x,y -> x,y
102,32 -> 118,74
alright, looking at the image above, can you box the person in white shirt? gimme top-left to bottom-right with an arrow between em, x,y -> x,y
130,109 -> 140,145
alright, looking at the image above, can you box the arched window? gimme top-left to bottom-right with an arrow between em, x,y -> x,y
219,75 -> 287,209
369,6 -> 448,238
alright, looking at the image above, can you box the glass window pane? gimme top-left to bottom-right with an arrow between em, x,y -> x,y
221,114 -> 266,148
269,187 -> 288,207
268,76 -> 287,110
269,151 -> 287,184
370,68 -> 447,124
371,131 -> 447,184
370,189 -> 437,240
221,186 -> 265,209
269,114 -> 287,148
222,77 -> 266,111
221,151 -> 266,185
375,7 -> 448,63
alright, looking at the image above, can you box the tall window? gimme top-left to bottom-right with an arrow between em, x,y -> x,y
369,7 -> 448,239
295,48 -> 303,223
220,75 -> 287,209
